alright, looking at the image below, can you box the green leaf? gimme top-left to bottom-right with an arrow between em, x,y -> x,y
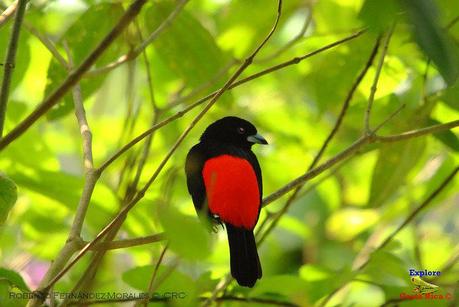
9,169 -> 82,209
428,118 -> 459,152
145,2 -> 230,88
0,30 -> 31,93
401,0 -> 459,85
157,204 -> 211,260
369,138 -> 426,207
326,208 -> 379,241
122,264 -> 196,304
439,82 -> 459,111
0,268 -> 29,292
0,174 -> 17,225
250,275 -> 309,300
359,0 -> 400,32
45,3 -> 124,120
361,251 -> 408,287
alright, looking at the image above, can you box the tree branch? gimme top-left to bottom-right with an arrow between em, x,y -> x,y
256,36 -> 382,246
62,42 -> 97,240
85,0 -> 189,77
320,165 -> 459,307
376,119 -> 459,142
262,119 -> 459,207
85,233 -> 165,251
255,2 -> 313,63
143,244 -> 169,307
25,2 -> 148,306
35,0 -> 283,294
70,294 -> 298,306
0,0 -> 27,137
0,0 -> 148,151
0,0 -> 18,29
98,29 -> 367,172
23,22 -> 69,68
364,25 -> 394,134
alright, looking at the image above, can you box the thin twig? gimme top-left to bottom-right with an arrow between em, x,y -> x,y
0,0 -> 148,151
310,36 -> 381,170
377,119 -> 459,142
36,0 -> 283,294
29,39 -> 100,307
367,167 -> 458,259
0,0 -> 27,137
0,0 -> 18,29
319,166 -> 459,307
63,44 -> 158,301
26,2 -> 148,306
262,119 -> 459,207
364,25 -> 394,134
372,103 -> 406,132
256,36 -> 381,246
203,274 -> 232,307
71,294 -> 298,306
64,42 -> 93,171
255,2 -> 313,63
63,41 -> 98,239
257,165 -> 343,245
143,244 -> 169,307
165,58 -> 238,111
85,0 -> 189,77
85,233 -> 165,251
98,29 -> 367,172
23,22 -> 69,68
126,21 -> 161,196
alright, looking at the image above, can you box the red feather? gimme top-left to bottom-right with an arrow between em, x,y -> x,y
202,154 -> 260,229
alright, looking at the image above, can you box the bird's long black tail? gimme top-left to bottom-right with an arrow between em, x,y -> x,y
225,223 -> 262,287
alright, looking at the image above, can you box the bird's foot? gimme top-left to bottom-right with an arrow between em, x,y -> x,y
211,215 -> 224,233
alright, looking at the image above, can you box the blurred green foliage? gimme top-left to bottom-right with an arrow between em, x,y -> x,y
0,0 -> 458,306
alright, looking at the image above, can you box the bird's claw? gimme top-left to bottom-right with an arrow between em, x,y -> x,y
211,215 -> 224,233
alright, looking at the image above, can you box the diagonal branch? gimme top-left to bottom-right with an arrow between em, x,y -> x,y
0,0 -> 18,29
36,0 -> 283,294
0,0 -> 148,151
255,2 -> 313,63
85,0 -> 189,77
0,0 -> 27,137
98,29 -> 367,172
63,42 -> 96,239
85,233 -> 166,251
262,119 -> 459,207
256,36 -> 382,245
320,165 -> 459,307
364,24 -> 395,134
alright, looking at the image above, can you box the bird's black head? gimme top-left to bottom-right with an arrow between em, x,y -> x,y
200,116 -> 268,148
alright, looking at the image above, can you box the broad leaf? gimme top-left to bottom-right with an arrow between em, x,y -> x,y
359,0 -> 400,32
369,138 -> 426,207
44,3 -> 124,120
157,204 -> 211,260
428,118 -> 459,152
401,0 -> 459,85
0,268 -> 29,292
0,174 -> 17,225
145,2 -> 230,90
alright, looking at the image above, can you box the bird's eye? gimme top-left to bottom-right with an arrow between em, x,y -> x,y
237,127 -> 245,134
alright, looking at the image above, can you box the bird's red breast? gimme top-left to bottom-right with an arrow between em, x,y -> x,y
202,154 -> 260,229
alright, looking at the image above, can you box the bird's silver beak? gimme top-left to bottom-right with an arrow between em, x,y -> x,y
247,133 -> 268,145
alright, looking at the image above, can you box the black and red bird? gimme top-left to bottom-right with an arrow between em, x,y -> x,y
185,116 -> 268,287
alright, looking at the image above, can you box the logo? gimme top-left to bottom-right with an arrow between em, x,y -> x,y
410,276 -> 438,294
398,269 -> 453,301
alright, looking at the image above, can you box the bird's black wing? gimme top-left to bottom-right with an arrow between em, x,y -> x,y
245,150 -> 263,224
185,143 -> 207,217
